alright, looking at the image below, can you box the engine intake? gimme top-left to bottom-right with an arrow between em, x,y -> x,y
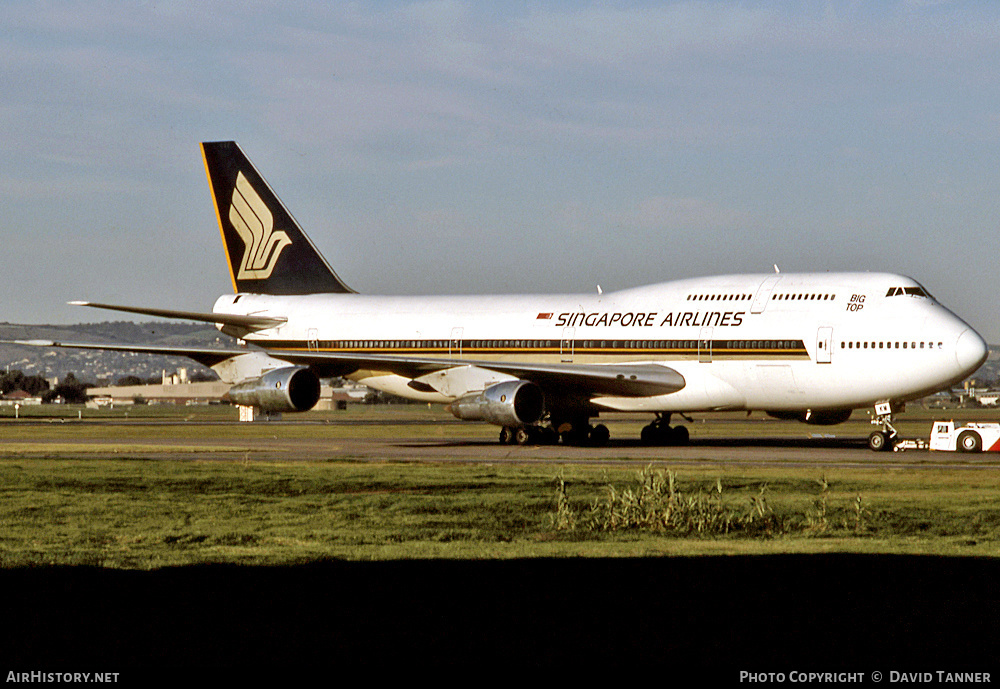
448,380 -> 545,427
227,366 -> 321,413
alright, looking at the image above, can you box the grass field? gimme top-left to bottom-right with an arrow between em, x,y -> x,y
5,460 -> 999,567
1,404 -> 998,567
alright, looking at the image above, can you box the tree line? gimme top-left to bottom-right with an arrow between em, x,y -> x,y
1,368 -> 220,405
0,370 -> 88,404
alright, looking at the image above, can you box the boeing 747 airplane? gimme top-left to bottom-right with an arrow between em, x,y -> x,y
17,142 -> 989,451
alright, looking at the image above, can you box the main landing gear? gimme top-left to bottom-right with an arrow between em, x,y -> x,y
868,401 -> 901,452
640,413 -> 690,446
499,413 -> 693,447
499,419 -> 610,446
499,425 -> 558,446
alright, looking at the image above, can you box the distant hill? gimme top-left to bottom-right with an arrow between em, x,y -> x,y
0,321 -> 237,384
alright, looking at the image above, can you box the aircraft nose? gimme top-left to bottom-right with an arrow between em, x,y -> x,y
955,328 -> 988,376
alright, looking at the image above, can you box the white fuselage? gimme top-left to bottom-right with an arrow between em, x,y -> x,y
213,272 -> 987,415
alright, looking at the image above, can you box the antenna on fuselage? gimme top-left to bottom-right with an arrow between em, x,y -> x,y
773,264 -> 781,274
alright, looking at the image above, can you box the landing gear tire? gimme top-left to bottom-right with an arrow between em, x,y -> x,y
640,420 -> 689,446
671,425 -> 689,445
868,431 -> 891,452
499,427 -> 515,445
640,422 -> 666,445
554,418 -> 592,446
559,430 -> 588,446
589,424 -> 610,446
540,426 -> 558,445
957,430 -> 982,453
505,426 -> 558,446
870,401 -> 901,453
640,425 -> 655,444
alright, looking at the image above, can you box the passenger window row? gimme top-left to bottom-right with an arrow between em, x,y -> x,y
307,339 -> 805,351
773,293 -> 836,301
686,293 -> 752,301
840,341 -> 943,350
686,292 -> 838,302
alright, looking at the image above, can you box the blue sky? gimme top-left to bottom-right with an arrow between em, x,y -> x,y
2,1 -> 999,340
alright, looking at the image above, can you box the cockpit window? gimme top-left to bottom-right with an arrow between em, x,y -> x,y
885,286 -> 932,298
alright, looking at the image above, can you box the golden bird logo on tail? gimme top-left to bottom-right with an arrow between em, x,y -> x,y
229,171 -> 291,280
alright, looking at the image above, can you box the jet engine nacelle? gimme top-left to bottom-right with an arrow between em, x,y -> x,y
448,380 -> 545,427
227,366 -> 321,413
766,409 -> 853,425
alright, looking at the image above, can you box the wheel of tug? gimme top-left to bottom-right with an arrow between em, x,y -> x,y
868,431 -> 889,452
957,430 -> 982,453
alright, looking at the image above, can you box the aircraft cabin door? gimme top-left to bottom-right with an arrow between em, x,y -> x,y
699,327 -> 713,363
561,327 -> 575,363
751,276 -> 782,314
307,328 -> 319,352
816,327 -> 833,364
450,327 -> 463,358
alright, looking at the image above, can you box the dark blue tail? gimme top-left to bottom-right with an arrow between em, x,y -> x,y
201,141 -> 355,295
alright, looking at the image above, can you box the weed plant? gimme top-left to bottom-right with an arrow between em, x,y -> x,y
552,466 -> 785,536
547,466 -> 951,541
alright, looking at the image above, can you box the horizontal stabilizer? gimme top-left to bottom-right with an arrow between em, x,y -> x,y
4,339 -> 251,368
68,301 -> 286,329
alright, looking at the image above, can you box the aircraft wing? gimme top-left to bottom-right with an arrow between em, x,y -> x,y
270,350 -> 687,397
8,340 -> 685,398
484,360 -> 685,397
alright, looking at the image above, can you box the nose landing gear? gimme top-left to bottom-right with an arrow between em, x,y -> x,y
869,401 -> 900,452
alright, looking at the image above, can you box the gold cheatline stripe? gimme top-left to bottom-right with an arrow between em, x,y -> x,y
259,345 -> 810,356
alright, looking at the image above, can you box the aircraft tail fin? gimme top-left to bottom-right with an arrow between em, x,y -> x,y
200,141 -> 355,295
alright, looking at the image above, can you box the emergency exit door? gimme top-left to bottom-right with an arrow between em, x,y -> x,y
816,327 -> 833,364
